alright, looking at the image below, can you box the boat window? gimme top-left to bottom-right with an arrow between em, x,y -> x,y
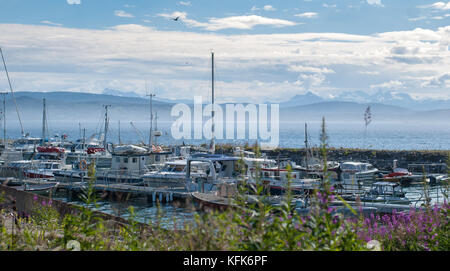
342,164 -> 357,171
132,158 -> 137,163
124,158 -> 128,163
52,164 -> 60,169
116,157 -> 120,163
383,186 -> 394,195
173,165 -> 184,172
155,155 -> 160,162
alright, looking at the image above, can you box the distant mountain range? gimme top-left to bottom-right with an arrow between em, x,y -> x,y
278,90 -> 450,111
2,90 -> 449,125
102,88 -> 450,111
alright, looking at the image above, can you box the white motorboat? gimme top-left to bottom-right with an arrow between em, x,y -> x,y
335,161 -> 379,194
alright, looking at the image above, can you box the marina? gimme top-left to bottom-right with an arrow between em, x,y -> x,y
0,1 -> 449,252
0,65 -> 447,222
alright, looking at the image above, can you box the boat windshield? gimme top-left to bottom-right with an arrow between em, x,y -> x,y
371,184 -> 398,195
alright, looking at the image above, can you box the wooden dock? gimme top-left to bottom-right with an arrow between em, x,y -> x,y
57,181 -> 192,201
1,178 -> 192,203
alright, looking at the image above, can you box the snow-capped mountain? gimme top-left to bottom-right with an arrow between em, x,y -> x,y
281,90 -> 450,110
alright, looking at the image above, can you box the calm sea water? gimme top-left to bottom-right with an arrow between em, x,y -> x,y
48,184 -> 448,227
51,191 -> 196,228
7,120 -> 450,150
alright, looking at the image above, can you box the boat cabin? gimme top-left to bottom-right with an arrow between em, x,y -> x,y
186,154 -> 241,192
111,151 -> 172,174
368,182 -> 406,197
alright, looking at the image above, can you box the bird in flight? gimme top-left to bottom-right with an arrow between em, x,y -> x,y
173,16 -> 180,21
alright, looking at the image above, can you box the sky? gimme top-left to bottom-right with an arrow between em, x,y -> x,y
0,0 -> 449,103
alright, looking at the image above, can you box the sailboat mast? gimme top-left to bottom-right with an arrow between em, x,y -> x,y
41,98 -> 46,146
304,123 -> 309,169
0,47 -> 24,137
2,92 -> 6,146
155,112 -> 158,146
103,105 -> 111,149
118,120 -> 122,145
210,50 -> 215,154
83,128 -> 86,152
147,92 -> 155,149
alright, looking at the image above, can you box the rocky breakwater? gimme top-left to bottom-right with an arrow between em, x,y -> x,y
215,145 -> 449,173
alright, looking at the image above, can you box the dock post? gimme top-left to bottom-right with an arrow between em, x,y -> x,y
170,193 -> 173,202
152,191 -> 156,202
166,193 -> 170,203
159,192 -> 162,203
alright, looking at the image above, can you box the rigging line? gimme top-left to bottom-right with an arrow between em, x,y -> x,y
0,47 -> 25,136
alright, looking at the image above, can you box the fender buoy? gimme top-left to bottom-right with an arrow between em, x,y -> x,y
79,160 -> 88,171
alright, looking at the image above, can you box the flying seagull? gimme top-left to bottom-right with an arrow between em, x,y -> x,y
173,16 -> 180,21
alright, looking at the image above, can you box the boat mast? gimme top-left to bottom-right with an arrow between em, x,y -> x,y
155,112 -> 158,146
41,98 -> 47,146
83,128 -> 86,152
210,50 -> 215,154
118,120 -> 122,145
103,104 -> 111,149
304,123 -> 309,169
1,92 -> 6,147
147,92 -> 155,150
0,47 -> 25,137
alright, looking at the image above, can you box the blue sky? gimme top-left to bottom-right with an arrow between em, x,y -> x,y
0,0 -> 449,102
1,0 -> 448,34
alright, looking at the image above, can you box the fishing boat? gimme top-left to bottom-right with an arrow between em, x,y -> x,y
54,144 -> 172,184
14,182 -> 59,194
142,159 -> 209,188
185,153 -> 241,193
191,183 -> 306,212
191,191 -> 237,211
334,161 -> 379,194
65,109 -> 113,168
341,181 -> 411,205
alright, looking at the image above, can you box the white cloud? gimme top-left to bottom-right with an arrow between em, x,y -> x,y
366,0 -> 384,7
288,65 -> 334,74
0,24 -> 449,102
421,73 -> 450,88
323,4 -> 337,8
251,5 -> 276,11
114,10 -> 134,18
157,12 -> 296,31
263,5 -> 276,11
67,0 -> 81,4
426,2 -> 450,10
359,71 -> 380,75
178,1 -> 191,6
294,12 -> 318,18
408,16 -> 427,22
40,20 -> 62,26
370,80 -> 404,90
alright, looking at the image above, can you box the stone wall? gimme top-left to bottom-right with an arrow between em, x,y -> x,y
216,145 -> 449,172
0,185 -> 148,229
265,148 -> 449,172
